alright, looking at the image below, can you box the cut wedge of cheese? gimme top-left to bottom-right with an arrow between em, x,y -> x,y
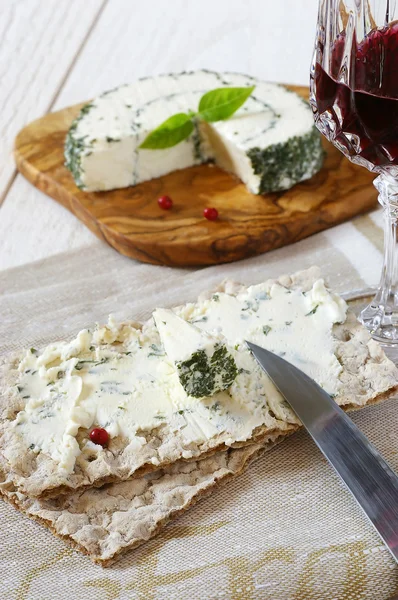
65,70 -> 324,194
153,308 -> 237,398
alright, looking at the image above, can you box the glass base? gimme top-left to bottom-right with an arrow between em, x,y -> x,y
356,174 -> 398,346
359,298 -> 398,345
341,287 -> 398,346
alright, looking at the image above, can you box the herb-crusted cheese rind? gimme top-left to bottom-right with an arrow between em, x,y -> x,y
246,127 -> 324,194
0,267 -> 397,499
153,308 -> 237,398
64,70 -> 324,194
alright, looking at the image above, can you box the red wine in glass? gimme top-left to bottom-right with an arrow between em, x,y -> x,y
313,23 -> 398,173
311,5 -> 398,343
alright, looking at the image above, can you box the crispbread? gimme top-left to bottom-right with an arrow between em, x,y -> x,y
0,267 -> 397,500
1,433 -> 288,566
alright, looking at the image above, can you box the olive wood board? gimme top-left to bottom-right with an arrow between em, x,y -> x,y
14,85 -> 377,267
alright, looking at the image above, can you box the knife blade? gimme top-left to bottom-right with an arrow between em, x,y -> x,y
247,341 -> 398,563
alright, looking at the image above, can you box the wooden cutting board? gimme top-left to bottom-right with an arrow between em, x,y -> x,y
14,85 -> 377,267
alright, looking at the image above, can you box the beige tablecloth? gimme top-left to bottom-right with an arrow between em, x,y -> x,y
1,207 -> 398,600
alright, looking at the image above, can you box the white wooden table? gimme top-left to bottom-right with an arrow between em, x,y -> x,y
0,0 -> 318,271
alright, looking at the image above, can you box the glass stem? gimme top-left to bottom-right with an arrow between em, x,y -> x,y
360,174 -> 398,343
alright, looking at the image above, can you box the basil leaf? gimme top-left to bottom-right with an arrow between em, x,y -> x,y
198,86 -> 255,122
139,113 -> 195,149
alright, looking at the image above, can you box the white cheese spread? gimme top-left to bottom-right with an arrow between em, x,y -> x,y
13,279 -> 347,474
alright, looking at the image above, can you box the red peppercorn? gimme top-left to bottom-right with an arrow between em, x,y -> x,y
158,195 -> 173,210
203,207 -> 219,221
89,427 -> 109,447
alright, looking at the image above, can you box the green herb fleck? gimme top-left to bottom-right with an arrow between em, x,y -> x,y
148,343 -> 165,358
238,367 -> 251,375
190,315 -> 208,324
263,325 -> 272,336
306,305 -> 319,316
75,357 -> 110,371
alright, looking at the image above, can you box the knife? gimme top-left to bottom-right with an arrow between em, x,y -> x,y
247,341 -> 398,563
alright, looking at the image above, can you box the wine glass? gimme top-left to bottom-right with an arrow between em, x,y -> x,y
310,0 -> 398,344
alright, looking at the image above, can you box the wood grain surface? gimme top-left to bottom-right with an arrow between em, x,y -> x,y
14,85 -> 377,267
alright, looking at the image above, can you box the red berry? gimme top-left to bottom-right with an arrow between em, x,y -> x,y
158,195 -> 173,210
203,207 -> 219,221
89,427 -> 109,447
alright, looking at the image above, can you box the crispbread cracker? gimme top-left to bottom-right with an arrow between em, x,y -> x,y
1,433 -> 287,566
0,267 -> 397,499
